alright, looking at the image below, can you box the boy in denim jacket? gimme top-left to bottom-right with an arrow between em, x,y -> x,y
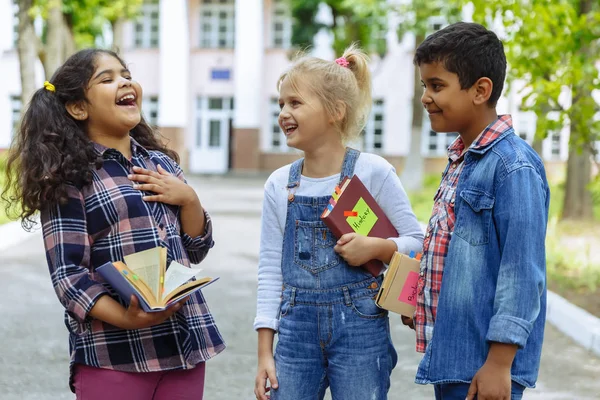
410,22 -> 550,400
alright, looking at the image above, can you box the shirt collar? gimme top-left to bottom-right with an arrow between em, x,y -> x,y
93,136 -> 151,159
447,114 -> 513,161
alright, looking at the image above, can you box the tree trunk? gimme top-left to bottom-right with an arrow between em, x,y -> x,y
111,18 -> 126,54
561,0 -> 594,221
63,15 -> 77,59
400,34 -> 425,191
16,0 -> 37,109
44,1 -> 65,78
562,145 -> 593,220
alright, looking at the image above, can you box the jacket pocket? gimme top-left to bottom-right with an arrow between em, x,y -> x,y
454,189 -> 495,245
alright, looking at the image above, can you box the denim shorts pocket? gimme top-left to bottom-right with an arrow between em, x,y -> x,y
351,295 -> 387,319
454,189 -> 495,245
294,220 -> 341,273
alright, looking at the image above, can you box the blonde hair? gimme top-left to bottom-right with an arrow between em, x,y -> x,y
277,43 -> 372,143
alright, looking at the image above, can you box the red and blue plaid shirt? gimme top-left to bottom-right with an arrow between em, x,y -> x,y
415,115 -> 512,353
41,138 -> 225,389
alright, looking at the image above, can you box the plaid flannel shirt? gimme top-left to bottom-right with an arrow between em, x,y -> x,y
415,115 -> 511,353
41,138 -> 225,389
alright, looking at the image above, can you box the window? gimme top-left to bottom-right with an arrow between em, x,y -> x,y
10,95 -> 22,136
550,130 -> 562,158
200,0 -> 235,49
515,109 -> 536,143
271,0 -> 292,49
363,99 -> 385,152
428,16 -> 447,33
12,0 -> 19,47
134,0 -> 160,48
142,96 -> 159,126
196,97 -> 233,148
269,97 -> 289,152
421,114 -> 458,157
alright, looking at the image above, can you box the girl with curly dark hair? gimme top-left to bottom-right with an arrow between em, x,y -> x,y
2,49 -> 224,399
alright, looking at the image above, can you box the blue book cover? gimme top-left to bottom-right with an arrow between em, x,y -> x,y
97,261 -> 219,313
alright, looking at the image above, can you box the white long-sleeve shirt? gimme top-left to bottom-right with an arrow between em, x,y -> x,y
254,152 -> 424,331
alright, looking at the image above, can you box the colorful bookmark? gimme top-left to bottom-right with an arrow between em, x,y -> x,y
344,211 -> 358,217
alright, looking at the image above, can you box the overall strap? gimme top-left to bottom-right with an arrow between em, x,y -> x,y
286,157 -> 304,201
338,147 -> 361,184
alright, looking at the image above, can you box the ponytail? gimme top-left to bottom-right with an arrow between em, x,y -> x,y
277,43 -> 373,143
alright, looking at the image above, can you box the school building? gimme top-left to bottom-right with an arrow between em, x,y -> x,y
0,0 -> 575,176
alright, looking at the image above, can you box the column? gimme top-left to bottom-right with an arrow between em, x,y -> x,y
158,0 -> 190,168
232,0 -> 264,171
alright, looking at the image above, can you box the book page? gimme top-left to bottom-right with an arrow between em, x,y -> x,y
124,247 -> 162,300
162,261 -> 203,301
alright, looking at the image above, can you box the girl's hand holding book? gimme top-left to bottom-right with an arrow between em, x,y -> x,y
121,295 -> 187,330
129,165 -> 199,207
334,233 -> 397,266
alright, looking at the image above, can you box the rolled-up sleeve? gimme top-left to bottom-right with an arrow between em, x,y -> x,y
486,166 -> 548,348
181,209 -> 215,264
41,185 -> 109,334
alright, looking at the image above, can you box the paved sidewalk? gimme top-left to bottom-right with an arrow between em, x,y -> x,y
0,175 -> 599,399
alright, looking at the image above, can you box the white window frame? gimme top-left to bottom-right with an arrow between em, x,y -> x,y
195,96 -> 234,148
134,0 -> 160,49
363,99 -> 385,152
514,109 -> 537,144
142,96 -> 159,126
10,95 -> 21,136
269,97 -> 290,152
199,0 -> 235,49
271,0 -> 292,49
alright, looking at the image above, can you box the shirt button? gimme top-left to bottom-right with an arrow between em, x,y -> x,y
426,232 -> 430,238
369,282 -> 379,289
451,164 -> 456,169
420,271 -> 424,277
159,223 -> 165,229
450,198 -> 455,204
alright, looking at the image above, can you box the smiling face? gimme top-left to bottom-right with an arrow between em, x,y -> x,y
77,53 -> 143,139
419,61 -> 478,135
277,77 -> 339,152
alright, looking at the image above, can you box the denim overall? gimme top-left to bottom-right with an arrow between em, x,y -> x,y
272,148 -> 397,400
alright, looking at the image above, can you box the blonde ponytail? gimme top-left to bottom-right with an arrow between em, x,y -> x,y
277,43 -> 373,143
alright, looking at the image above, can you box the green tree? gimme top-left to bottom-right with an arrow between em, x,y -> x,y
345,0 -> 600,219
289,0 -> 387,57
16,0 -> 143,106
460,0 -> 600,220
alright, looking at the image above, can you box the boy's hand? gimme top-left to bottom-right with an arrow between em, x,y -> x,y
334,233 -> 376,266
466,360 -> 511,400
254,354 -> 278,400
121,295 -> 186,330
401,315 -> 415,330
129,165 -> 198,207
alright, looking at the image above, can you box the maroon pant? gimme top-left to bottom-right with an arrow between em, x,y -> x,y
73,363 -> 205,400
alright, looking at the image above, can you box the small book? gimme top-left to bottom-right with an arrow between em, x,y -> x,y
321,175 -> 398,276
375,251 -> 421,317
96,247 -> 218,313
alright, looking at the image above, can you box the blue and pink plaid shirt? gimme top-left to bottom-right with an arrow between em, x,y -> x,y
415,115 -> 511,353
41,138 -> 225,389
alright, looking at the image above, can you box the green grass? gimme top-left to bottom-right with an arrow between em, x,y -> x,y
407,174 -> 600,294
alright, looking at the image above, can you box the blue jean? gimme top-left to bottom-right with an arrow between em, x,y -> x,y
434,381 -> 526,400
271,283 -> 397,400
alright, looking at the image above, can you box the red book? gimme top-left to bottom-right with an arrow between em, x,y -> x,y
321,175 -> 398,276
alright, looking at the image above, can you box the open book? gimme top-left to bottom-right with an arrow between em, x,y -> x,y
97,247 -> 218,312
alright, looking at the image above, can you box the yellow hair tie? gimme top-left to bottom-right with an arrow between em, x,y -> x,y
44,81 -> 55,92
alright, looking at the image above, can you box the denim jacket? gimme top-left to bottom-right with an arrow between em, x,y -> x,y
415,128 -> 550,388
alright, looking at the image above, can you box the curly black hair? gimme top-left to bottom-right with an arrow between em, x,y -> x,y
2,49 -> 179,229
414,22 -> 507,107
